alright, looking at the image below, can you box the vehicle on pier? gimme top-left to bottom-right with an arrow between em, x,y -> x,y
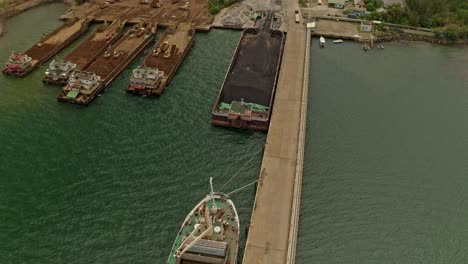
43,60 -> 77,85
2,52 -> 33,76
56,70 -> 103,106
127,67 -> 164,95
167,178 -> 239,264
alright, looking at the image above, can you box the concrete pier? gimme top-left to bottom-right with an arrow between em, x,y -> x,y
242,1 -> 310,263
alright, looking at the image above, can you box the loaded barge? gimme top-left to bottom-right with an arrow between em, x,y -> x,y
212,15 -> 285,131
57,22 -> 156,105
43,19 -> 126,85
126,22 -> 195,96
3,17 -> 91,77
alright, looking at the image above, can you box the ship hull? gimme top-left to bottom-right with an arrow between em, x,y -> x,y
2,65 -> 34,77
42,76 -> 69,86
56,83 -> 104,106
126,84 -> 160,96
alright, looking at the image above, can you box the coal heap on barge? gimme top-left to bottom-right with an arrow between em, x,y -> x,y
212,13 -> 285,131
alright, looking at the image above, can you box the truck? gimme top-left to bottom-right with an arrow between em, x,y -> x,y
295,10 -> 300,23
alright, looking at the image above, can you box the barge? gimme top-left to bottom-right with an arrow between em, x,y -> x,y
64,19 -> 126,71
43,20 -> 125,85
57,22 -> 156,105
167,178 -> 239,264
212,15 -> 285,131
3,17 -> 91,77
126,23 -> 195,96
56,70 -> 103,106
2,52 -> 33,77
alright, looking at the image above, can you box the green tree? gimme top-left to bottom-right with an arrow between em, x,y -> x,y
365,3 -> 375,11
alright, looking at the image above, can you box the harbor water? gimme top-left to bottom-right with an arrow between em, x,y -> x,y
297,40 -> 468,263
0,4 -> 263,263
1,4 -> 468,264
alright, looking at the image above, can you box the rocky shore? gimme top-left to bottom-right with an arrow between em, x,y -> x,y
375,31 -> 466,46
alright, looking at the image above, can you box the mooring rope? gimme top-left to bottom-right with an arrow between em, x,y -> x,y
219,147 -> 264,192
227,179 -> 261,196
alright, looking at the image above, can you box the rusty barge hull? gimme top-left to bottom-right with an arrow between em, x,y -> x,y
57,28 -> 155,105
20,18 -> 91,77
2,64 -> 34,77
56,83 -> 104,106
44,21 -> 126,86
42,77 -> 68,85
86,31 -> 155,87
66,20 -> 127,71
126,23 -> 195,96
211,18 -> 285,131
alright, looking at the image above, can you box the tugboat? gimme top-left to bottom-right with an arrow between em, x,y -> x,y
167,178 -> 239,264
56,70 -> 103,105
320,36 -> 326,48
2,52 -> 33,77
126,66 -> 164,95
43,60 -> 77,85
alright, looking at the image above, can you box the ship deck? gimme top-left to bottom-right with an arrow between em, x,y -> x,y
167,196 -> 239,264
64,19 -> 126,71
84,27 -> 155,87
211,15 -> 285,131
135,22 -> 195,95
25,17 -> 92,72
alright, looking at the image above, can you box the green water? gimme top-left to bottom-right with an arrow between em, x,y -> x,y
297,40 -> 468,263
0,4 -> 264,263
3,4 -> 468,264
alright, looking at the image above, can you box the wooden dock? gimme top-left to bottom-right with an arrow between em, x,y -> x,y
242,2 -> 309,264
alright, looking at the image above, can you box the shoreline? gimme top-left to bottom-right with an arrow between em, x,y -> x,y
374,32 -> 467,47
0,0 -> 74,38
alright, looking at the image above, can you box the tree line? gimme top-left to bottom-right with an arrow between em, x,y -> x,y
361,0 -> 467,40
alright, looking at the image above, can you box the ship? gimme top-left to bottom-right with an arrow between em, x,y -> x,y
211,14 -> 284,131
56,70 -> 103,106
167,178 -> 239,264
127,66 -> 164,95
43,60 -> 77,85
2,52 -> 33,77
126,23 -> 195,96
320,36 -> 326,47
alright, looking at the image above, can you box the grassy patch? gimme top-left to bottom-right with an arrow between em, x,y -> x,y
208,0 -> 238,15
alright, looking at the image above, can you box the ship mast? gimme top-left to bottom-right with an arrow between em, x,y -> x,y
210,177 -> 217,211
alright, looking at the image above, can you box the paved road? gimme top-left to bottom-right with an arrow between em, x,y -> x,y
242,0 -> 308,263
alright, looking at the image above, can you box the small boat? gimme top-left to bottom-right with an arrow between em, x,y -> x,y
167,178 -> 239,264
333,39 -> 343,44
320,36 -> 325,47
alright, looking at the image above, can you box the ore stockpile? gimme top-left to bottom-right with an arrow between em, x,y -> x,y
219,16 -> 284,108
